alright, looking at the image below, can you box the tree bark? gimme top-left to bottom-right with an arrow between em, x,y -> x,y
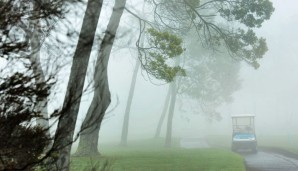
120,60 -> 140,146
23,0 -> 50,136
165,82 -> 177,147
31,23 -> 50,131
52,1 -> 103,170
154,86 -> 171,138
74,0 -> 127,156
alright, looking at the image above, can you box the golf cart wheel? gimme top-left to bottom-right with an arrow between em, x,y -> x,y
252,146 -> 258,153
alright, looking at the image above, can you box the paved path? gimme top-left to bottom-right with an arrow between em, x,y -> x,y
242,151 -> 298,171
180,138 -> 298,171
180,138 -> 210,149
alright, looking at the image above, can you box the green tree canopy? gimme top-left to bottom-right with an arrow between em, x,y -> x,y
151,0 -> 274,67
139,28 -> 186,82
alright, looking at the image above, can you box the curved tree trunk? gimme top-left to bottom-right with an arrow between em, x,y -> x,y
52,1 -> 103,170
120,60 -> 140,146
23,0 -> 50,136
165,82 -> 177,147
31,31 -> 49,132
74,0 -> 127,156
154,86 -> 171,138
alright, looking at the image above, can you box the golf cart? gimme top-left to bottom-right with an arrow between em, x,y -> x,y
231,114 -> 257,153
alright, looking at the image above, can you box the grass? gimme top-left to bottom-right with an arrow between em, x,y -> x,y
70,138 -> 245,171
257,135 -> 298,154
206,134 -> 298,154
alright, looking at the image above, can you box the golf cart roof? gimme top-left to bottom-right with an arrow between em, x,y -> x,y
231,114 -> 255,118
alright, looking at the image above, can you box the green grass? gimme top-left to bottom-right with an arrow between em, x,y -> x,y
70,138 -> 245,171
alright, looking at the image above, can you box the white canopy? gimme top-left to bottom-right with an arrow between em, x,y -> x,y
231,114 -> 255,118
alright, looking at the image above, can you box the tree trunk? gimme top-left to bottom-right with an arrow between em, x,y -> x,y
120,60 -> 140,146
73,53 -> 110,156
154,86 -> 171,138
52,1 -> 103,170
165,82 -> 177,147
75,119 -> 102,156
120,0 -> 146,144
24,0 -> 50,135
29,21 -> 50,132
74,0 -> 127,156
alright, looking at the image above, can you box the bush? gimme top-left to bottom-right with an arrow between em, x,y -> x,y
0,72 -> 51,170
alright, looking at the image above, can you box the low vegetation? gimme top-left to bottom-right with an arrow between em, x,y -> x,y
70,139 -> 245,171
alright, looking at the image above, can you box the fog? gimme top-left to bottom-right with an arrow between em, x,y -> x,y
3,1 -> 298,170
52,0 -> 298,148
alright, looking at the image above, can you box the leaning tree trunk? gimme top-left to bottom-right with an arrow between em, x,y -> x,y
31,27 -> 50,130
165,81 -> 177,147
74,56 -> 110,157
120,60 -> 140,146
120,0 -> 147,147
164,55 -> 183,147
23,0 -> 50,136
75,0 -> 127,156
52,1 -> 103,170
154,86 -> 171,138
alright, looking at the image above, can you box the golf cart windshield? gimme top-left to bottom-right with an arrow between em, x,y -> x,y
232,115 -> 255,134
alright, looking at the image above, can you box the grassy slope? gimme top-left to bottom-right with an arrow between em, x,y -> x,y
70,139 -> 245,171
257,135 -> 298,155
206,134 -> 298,154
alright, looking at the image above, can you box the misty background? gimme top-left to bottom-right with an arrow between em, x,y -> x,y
45,0 -> 298,147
